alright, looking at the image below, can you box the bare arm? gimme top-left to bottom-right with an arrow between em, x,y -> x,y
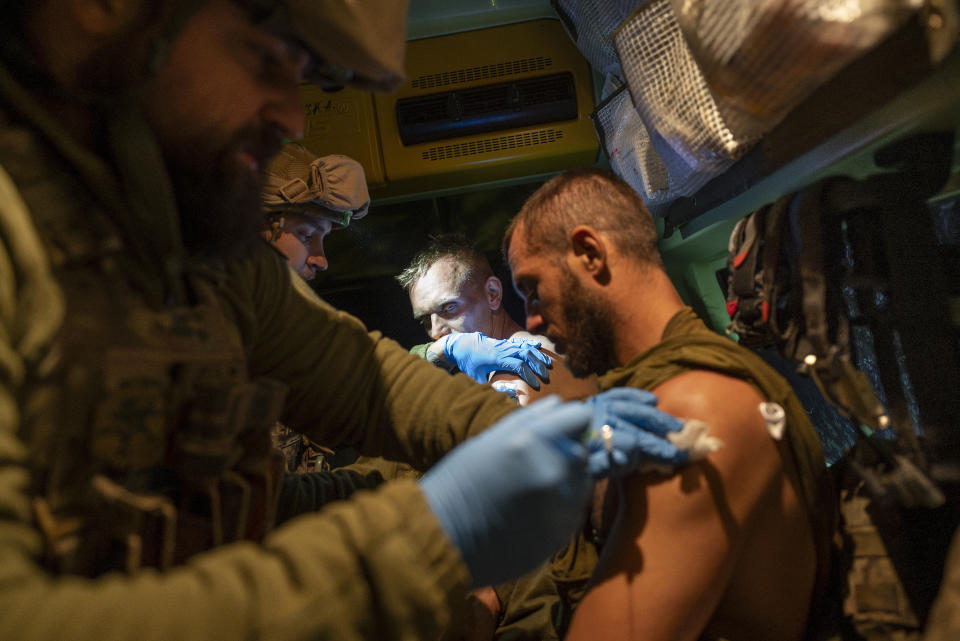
566,371 -> 802,641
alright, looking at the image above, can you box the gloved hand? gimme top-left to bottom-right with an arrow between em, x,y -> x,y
585,388 -> 691,478
420,396 -> 592,587
438,332 -> 552,389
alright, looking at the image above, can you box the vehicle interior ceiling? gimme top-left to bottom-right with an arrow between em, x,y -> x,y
301,0 -> 960,481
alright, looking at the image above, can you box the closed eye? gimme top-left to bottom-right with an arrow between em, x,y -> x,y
243,33 -> 308,86
518,285 -> 538,306
243,37 -> 281,78
513,277 -> 537,303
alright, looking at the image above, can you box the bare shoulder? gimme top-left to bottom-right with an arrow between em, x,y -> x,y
652,370 -> 776,471
567,370 -> 794,641
654,370 -> 764,427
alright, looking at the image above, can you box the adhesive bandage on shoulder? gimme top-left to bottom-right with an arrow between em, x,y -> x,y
667,419 -> 723,461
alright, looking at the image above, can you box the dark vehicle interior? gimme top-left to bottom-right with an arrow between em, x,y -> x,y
296,0 -> 960,633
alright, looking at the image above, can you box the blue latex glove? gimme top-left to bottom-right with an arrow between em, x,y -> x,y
439,332 -> 552,389
420,396 -> 592,587
585,388 -> 688,478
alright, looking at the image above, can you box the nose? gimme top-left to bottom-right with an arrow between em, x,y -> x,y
260,53 -> 309,140
261,82 -> 306,140
429,316 -> 451,341
306,238 -> 328,271
306,253 -> 328,272
525,311 -> 545,334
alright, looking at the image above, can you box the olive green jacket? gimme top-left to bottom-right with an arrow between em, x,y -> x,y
0,55 -> 515,641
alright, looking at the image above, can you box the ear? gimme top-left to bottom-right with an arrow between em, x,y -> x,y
72,0 -> 142,35
484,276 -> 504,311
570,225 -> 608,279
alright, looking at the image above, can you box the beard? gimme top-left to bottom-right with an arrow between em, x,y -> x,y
169,126 -> 281,261
558,268 -> 619,377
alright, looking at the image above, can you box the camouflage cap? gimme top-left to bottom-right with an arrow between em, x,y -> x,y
162,1 -> 409,92
262,143 -> 370,225
286,0 -> 410,92
245,0 -> 409,92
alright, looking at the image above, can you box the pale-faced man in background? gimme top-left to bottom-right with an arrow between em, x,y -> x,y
401,233 -> 527,344
504,167 -> 837,641
399,233 -> 597,405
398,233 -> 602,641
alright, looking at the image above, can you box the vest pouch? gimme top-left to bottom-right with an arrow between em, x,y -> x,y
168,371 -> 263,558
34,475 -> 177,576
838,489 -> 922,641
217,471 -> 252,543
227,453 -> 285,542
170,369 -> 250,485
171,376 -> 288,559
228,377 -> 288,540
826,436 -> 943,641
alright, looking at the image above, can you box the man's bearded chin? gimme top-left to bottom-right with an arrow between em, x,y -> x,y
172,131 -> 278,260
560,269 -> 619,377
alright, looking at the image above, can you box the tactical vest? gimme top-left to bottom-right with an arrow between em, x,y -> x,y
0,68 -> 288,576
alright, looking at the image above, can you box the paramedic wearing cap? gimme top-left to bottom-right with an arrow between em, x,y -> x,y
260,145 -> 406,481
261,146 -> 373,475
262,144 -> 370,281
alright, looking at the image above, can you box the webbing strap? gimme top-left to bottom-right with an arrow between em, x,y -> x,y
107,100 -> 187,305
762,197 -> 799,348
726,205 -> 771,340
795,186 -> 834,360
729,214 -> 759,296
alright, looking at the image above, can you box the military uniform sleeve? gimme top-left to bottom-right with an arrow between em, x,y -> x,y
0,167 -> 471,641
275,467 -> 387,524
410,340 -> 457,373
340,455 -> 423,482
221,246 -> 517,471
0,464 -> 470,641
409,342 -> 431,359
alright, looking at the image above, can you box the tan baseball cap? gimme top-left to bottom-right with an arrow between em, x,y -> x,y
275,0 -> 410,92
262,143 -> 370,226
164,1 -> 409,92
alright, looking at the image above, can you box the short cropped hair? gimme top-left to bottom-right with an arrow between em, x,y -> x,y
503,168 -> 663,269
396,232 -> 495,292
